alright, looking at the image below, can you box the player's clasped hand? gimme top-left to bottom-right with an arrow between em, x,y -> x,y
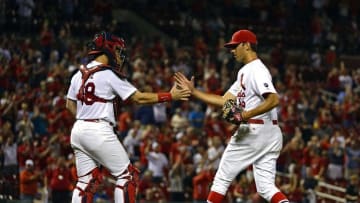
174,72 -> 195,93
222,99 -> 244,125
170,73 -> 192,101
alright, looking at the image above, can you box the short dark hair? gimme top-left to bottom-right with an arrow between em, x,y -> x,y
250,43 -> 257,52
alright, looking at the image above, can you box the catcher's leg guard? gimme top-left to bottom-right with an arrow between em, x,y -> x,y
72,167 -> 103,203
114,164 -> 140,203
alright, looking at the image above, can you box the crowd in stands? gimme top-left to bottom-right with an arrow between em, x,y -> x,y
1,0 -> 360,202
121,0 -> 360,55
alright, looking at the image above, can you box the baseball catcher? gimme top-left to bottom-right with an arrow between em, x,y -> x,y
66,31 -> 191,203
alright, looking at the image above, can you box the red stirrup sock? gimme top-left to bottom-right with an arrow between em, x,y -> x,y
207,191 -> 225,203
270,192 -> 289,203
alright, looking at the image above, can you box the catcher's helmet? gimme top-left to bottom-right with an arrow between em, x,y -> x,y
87,31 -> 126,68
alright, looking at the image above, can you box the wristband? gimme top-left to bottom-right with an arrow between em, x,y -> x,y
157,92 -> 172,102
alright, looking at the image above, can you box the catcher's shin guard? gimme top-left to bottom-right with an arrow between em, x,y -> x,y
115,164 -> 140,203
72,167 -> 103,203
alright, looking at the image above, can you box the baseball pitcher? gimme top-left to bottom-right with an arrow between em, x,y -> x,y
175,29 -> 289,203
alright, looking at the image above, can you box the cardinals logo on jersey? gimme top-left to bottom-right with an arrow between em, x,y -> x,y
240,73 -> 246,90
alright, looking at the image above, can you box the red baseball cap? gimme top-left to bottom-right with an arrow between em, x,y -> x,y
224,29 -> 257,48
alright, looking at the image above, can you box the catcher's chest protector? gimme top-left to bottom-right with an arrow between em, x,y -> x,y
76,64 -> 109,104
76,64 -> 125,120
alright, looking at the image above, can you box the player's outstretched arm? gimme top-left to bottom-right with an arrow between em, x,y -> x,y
129,80 -> 191,105
174,72 -> 234,107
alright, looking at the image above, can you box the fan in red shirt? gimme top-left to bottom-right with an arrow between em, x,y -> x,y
46,157 -> 74,203
309,148 -> 328,179
17,138 -> 34,170
19,159 -> 42,201
192,169 -> 213,202
204,112 -> 231,138
117,107 -> 132,139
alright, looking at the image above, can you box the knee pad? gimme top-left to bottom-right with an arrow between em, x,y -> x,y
75,167 -> 103,203
115,164 -> 140,203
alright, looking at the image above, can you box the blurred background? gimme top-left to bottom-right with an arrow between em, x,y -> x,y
0,0 -> 359,203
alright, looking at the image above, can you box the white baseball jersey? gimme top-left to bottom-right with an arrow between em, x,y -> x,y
211,59 -> 283,201
228,59 -> 278,121
67,61 -> 137,124
66,61 -> 137,178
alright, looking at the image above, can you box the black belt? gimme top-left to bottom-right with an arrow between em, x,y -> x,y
82,119 -> 114,126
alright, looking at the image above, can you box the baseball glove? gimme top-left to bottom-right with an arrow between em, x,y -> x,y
222,99 -> 244,125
